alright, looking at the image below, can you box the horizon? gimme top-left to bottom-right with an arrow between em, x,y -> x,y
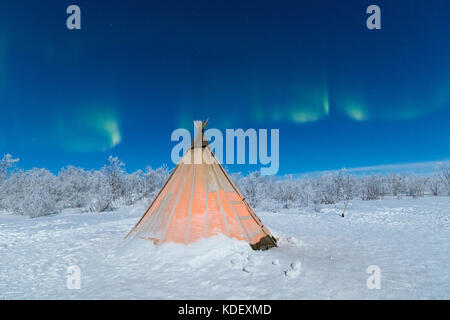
3,151 -> 449,177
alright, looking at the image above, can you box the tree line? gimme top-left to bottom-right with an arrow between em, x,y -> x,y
0,154 -> 449,217
232,165 -> 449,212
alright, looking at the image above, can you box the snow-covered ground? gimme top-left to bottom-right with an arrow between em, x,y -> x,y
0,196 -> 449,299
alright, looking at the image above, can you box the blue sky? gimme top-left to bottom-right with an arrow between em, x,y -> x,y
0,0 -> 449,174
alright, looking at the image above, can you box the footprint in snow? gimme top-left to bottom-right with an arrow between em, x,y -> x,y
242,266 -> 258,273
283,236 -> 303,247
284,260 -> 301,278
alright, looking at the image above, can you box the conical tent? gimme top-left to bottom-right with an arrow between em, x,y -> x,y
125,120 -> 277,250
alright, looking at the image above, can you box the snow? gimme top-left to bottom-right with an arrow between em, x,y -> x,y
0,197 -> 449,299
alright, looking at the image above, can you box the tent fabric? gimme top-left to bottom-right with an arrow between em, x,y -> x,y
125,123 -> 277,250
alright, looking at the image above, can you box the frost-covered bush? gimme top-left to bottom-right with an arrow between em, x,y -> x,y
360,175 -> 384,200
4,168 -> 58,217
437,164 -> 450,196
122,170 -> 144,206
314,173 -> 338,204
296,177 -> 316,207
103,156 -> 126,202
0,154 -> 19,182
272,175 -> 300,208
57,166 -> 90,209
406,175 -> 426,198
121,165 -> 170,205
386,174 -> 406,197
428,174 -> 441,196
1,170 -> 25,212
141,165 -> 170,199
236,171 -> 266,208
0,154 -> 20,209
257,197 -> 281,212
21,186 -> 58,218
87,170 -> 113,212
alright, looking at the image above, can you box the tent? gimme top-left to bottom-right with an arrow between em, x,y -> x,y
125,120 -> 277,250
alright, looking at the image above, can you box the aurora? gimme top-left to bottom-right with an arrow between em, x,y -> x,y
54,104 -> 122,153
0,1 -> 448,174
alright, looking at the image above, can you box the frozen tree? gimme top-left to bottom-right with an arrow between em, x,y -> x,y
0,154 -> 19,183
4,168 -> 58,217
122,170 -> 145,205
342,172 -> 355,201
1,170 -> 24,211
298,176 -> 316,207
87,170 -> 113,212
428,174 -> 441,196
333,170 -> 346,201
236,171 -> 266,208
387,174 -> 406,198
361,175 -> 384,200
0,154 -> 19,209
103,156 -> 126,202
57,166 -> 90,209
272,175 -> 299,208
406,175 -> 426,198
436,163 -> 450,196
141,165 -> 170,199
314,173 -> 338,204
26,168 -> 58,217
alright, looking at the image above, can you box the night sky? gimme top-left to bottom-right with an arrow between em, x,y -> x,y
0,0 -> 449,174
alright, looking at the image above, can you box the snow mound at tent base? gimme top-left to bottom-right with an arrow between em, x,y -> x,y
91,235 -> 306,299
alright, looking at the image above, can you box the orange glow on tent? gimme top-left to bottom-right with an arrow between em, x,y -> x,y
125,120 -> 277,250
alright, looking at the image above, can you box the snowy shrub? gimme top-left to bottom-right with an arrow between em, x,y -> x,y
257,197 -> 280,212
314,173 -> 338,204
296,177 -> 316,207
141,165 -> 170,199
103,156 -> 126,202
341,173 -> 356,200
57,166 -> 90,209
361,175 -> 384,200
122,170 -> 144,205
386,174 -> 407,198
236,171 -> 266,208
0,154 -> 19,182
121,165 -> 170,205
4,168 -> 58,217
272,175 -> 300,208
1,171 -> 25,212
428,174 -> 441,196
0,154 -> 20,209
87,170 -> 113,212
406,175 -> 426,198
437,164 -> 450,196
22,187 -> 58,218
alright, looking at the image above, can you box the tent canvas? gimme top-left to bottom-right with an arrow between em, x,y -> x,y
125,121 -> 277,250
